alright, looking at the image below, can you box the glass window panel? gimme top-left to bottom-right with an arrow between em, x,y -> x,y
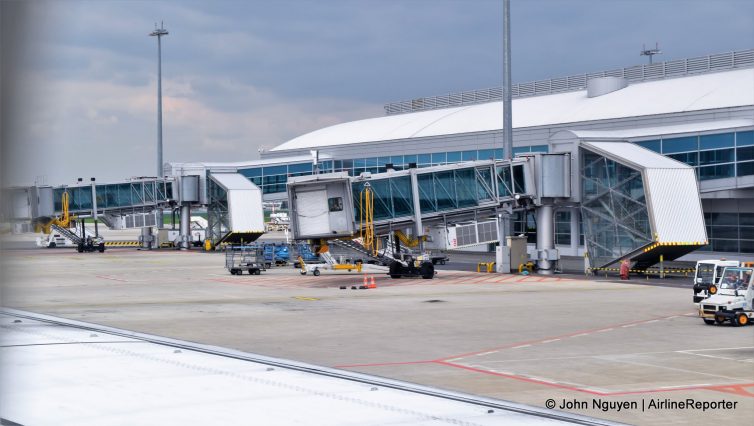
475,168 -> 494,201
433,171 -> 456,211
700,133 -> 734,149
390,155 -> 404,165
636,139 -> 661,152
698,164 -> 735,181
662,136 -> 698,154
390,176 -> 413,217
667,152 -> 698,167
446,151 -> 462,163
698,148 -> 734,165
709,226 -> 739,239
740,213 -> 754,226
341,159 -> 353,169
711,239 -> 738,253
354,159 -> 366,168
737,161 -> 754,176
404,154 -> 417,165
740,227 -> 754,240
365,157 -> 378,167
741,240 -> 754,253
454,168 -> 477,208
512,165 -> 526,193
512,146 -> 529,155
262,165 -> 287,176
530,145 -> 549,153
431,152 -> 446,164
417,174 -> 436,213
417,154 -> 431,165
287,163 -> 312,174
496,165 -> 512,197
709,213 -> 737,226
737,130 -> 754,147
377,157 -> 390,167
240,167 -> 262,178
462,150 -> 477,161
494,148 -> 504,159
738,146 -> 754,161
477,149 -> 494,160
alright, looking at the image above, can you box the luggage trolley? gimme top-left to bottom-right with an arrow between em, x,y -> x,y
225,245 -> 266,275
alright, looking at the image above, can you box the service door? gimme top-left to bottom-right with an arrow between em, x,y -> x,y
295,189 -> 330,237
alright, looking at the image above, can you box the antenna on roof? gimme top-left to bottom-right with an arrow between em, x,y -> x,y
640,42 -> 662,64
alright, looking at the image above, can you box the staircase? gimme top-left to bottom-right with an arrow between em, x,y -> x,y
50,224 -> 82,245
330,239 -> 394,265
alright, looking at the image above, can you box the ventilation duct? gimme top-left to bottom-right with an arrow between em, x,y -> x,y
587,76 -> 628,98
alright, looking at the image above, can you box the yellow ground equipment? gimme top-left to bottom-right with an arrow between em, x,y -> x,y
359,182 -> 376,256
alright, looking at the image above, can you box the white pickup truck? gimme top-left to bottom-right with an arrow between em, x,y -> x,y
698,266 -> 753,326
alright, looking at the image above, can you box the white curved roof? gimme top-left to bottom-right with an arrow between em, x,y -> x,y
272,68 -> 754,152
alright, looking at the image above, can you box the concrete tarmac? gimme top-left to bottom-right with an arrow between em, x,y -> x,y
1,247 -> 752,425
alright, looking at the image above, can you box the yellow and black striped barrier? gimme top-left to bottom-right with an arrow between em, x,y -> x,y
589,267 -> 694,277
104,241 -> 141,247
476,262 -> 496,273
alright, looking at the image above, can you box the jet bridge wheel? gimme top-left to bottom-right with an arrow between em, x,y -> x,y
389,262 -> 402,279
703,319 -> 715,325
420,262 -> 434,279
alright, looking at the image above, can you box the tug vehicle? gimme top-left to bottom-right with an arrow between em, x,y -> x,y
698,267 -> 754,326
692,259 -> 741,304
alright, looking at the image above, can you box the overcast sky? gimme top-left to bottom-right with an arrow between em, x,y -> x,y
2,0 -> 753,186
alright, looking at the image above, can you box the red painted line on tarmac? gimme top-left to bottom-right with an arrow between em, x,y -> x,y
433,360 -> 604,395
435,311 -> 696,361
700,383 -> 754,398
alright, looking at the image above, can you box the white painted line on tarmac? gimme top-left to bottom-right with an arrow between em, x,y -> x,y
607,358 -> 742,381
475,351 -> 498,357
646,320 -> 660,323
571,333 -> 589,337
511,344 -> 531,349
658,383 -> 711,389
541,339 -> 561,343
678,351 -> 754,363
621,324 -> 637,328
596,328 -> 613,333
666,316 -> 679,319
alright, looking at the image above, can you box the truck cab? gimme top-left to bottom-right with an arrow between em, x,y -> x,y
698,267 -> 754,326
693,259 -> 740,304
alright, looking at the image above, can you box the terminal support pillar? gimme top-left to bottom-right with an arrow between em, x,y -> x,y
536,203 -> 555,275
179,204 -> 191,250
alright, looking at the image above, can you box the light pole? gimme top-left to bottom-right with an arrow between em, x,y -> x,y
149,22 -> 168,178
502,0 -> 512,161
150,22 -> 168,232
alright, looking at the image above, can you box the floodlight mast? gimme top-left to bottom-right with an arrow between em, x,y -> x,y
502,0 -> 513,161
641,42 -> 662,64
149,22 -> 169,178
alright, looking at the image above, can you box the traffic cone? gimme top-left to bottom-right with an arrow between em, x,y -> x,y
363,275 -> 368,287
369,275 -> 377,289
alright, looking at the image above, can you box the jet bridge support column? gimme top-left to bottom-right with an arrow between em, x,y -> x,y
410,171 -> 424,252
535,203 -> 556,275
179,204 -> 191,250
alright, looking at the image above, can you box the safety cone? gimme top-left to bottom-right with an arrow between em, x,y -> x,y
363,275 -> 369,287
368,275 -> 377,289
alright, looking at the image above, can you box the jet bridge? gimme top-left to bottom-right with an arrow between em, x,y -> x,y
288,141 -> 707,272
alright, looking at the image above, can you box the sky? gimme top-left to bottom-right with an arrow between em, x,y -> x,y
2,0 -> 753,186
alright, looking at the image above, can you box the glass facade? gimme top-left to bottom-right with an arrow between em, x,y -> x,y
581,150 -> 653,267
634,130 -> 754,181
699,212 -> 754,254
238,145 -> 548,195
207,177 -> 230,244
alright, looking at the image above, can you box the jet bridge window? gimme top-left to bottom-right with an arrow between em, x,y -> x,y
328,197 -> 343,212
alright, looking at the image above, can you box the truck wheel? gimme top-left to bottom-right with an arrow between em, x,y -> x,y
77,243 -> 84,253
420,262 -> 434,279
735,313 -> 749,326
703,319 -> 715,325
300,271 -> 307,275
313,269 -> 321,276
715,316 -> 725,324
98,243 -> 106,253
389,262 -> 402,279
49,242 -> 57,248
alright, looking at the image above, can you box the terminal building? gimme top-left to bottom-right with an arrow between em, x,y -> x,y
168,48 -> 754,260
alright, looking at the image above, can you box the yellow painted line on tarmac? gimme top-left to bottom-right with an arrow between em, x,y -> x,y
293,296 -> 319,301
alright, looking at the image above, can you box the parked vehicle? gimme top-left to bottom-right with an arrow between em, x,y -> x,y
692,259 -> 741,304
698,267 -> 753,326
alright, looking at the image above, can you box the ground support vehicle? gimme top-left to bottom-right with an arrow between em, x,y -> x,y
77,236 -> 106,253
430,254 -> 449,265
698,266 -> 754,326
389,254 -> 435,279
225,245 -> 266,275
693,259 -> 741,304
36,232 -> 75,248
263,243 -> 290,267
297,250 -> 363,276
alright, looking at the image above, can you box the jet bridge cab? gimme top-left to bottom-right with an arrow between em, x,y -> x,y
699,267 -> 754,326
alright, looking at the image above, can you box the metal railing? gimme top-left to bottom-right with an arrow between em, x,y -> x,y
384,48 -> 754,115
